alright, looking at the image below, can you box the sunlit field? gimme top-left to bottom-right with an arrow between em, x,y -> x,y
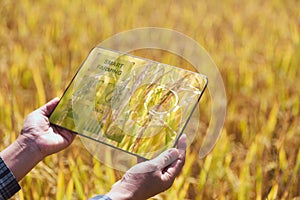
0,0 -> 299,199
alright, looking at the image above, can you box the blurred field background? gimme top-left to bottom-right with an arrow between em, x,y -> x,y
0,0 -> 299,199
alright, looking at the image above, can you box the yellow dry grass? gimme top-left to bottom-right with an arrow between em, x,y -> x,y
0,0 -> 299,199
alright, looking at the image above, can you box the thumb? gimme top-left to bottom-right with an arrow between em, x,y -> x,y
150,148 -> 179,170
177,134 -> 187,157
127,149 -> 179,174
39,97 -> 60,116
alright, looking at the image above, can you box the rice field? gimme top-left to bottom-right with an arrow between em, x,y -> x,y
0,0 -> 299,199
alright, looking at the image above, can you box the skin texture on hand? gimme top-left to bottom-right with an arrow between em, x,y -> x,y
0,98 -> 75,181
19,97 -> 75,158
106,134 -> 187,200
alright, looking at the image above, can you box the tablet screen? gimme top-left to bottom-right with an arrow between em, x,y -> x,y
49,47 -> 208,159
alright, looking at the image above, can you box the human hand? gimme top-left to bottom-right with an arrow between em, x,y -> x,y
0,98 -> 75,181
106,134 -> 187,200
19,97 -> 75,159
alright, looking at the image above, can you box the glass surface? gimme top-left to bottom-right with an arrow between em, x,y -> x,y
49,47 -> 208,159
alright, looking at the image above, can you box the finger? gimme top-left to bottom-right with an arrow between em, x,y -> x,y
150,148 -> 179,170
53,125 -> 76,145
161,154 -> 185,181
161,134 -> 187,180
40,97 -> 60,116
137,156 -> 147,163
177,134 -> 187,157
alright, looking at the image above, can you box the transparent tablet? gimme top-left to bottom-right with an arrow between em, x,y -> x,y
49,47 -> 208,159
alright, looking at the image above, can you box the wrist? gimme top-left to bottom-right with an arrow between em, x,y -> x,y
0,136 -> 44,181
16,135 -> 46,162
16,134 -> 45,162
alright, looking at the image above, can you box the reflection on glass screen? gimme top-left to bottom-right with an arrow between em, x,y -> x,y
50,47 -> 207,159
